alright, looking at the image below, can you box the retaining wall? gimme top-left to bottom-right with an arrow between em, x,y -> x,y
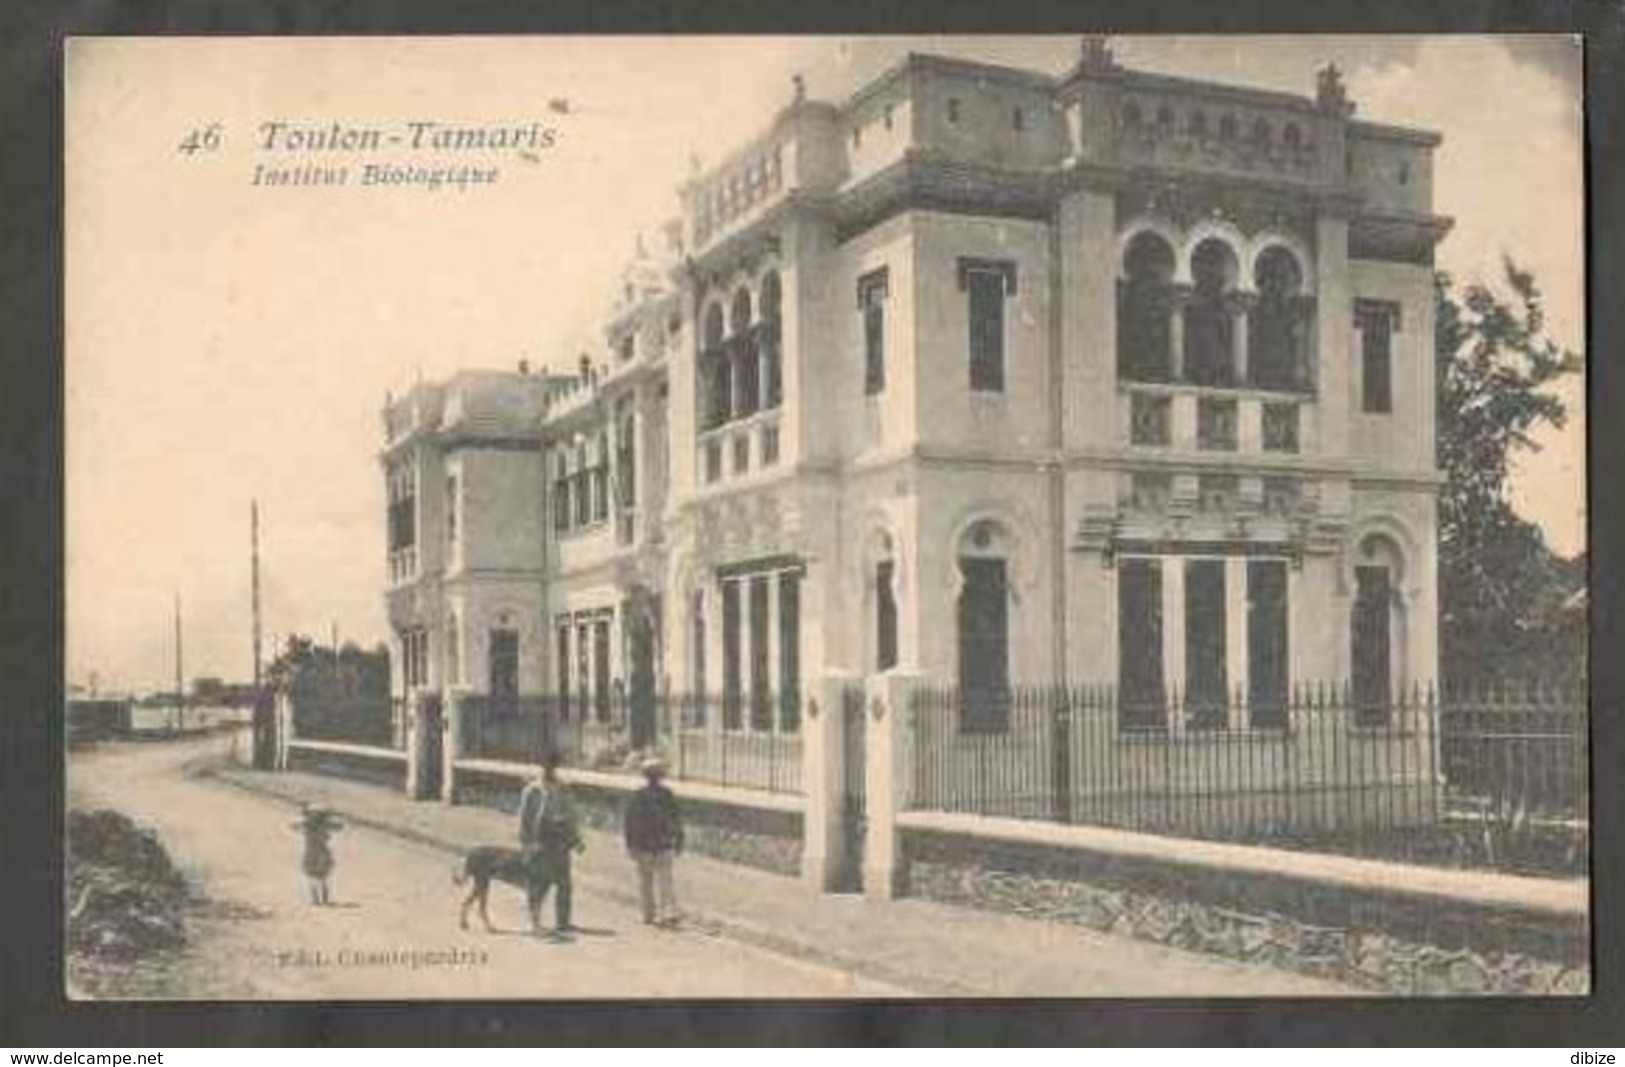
286,739 -> 408,791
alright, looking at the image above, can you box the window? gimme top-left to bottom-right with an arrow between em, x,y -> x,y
875,560 -> 898,671
958,258 -> 1016,393
1197,397 -> 1238,451
1130,393 -> 1171,446
858,267 -> 889,395
1155,104 -> 1174,128
761,272 -> 783,410
749,575 -> 771,730
1012,106 -> 1025,132
702,303 -> 728,429
591,432 -> 610,522
556,624 -> 571,719
1262,402 -> 1300,452
1123,101 -> 1142,128
779,571 -> 801,732
445,614 -> 460,685
1118,232 -> 1176,382
732,434 -> 750,474
616,410 -> 636,509
704,440 -> 722,484
1247,561 -> 1289,728
1219,114 -> 1237,139
947,97 -> 961,124
731,287 -> 758,419
387,464 -> 416,552
1353,564 -> 1394,724
957,556 -> 1009,732
551,452 -> 571,532
575,621 -> 590,722
593,618 -> 612,723
1117,560 -> 1164,729
489,628 -> 519,716
761,424 -> 780,467
1356,299 -> 1398,414
445,473 -> 459,546
1188,109 -> 1207,137
1185,238 -> 1238,386
618,333 -> 635,363
689,592 -> 707,726
721,579 -> 742,730
1184,559 -> 1228,730
573,443 -> 591,527
1251,246 -> 1309,391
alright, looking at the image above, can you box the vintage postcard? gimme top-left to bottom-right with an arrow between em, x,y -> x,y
64,34 -> 1587,1000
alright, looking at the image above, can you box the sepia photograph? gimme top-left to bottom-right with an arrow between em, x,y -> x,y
62,33 -> 1587,1002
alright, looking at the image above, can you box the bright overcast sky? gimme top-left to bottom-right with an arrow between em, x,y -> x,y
65,35 -> 1584,691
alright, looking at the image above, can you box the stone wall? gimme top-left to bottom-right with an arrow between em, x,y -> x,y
452,765 -> 802,876
903,829 -> 1588,995
287,742 -> 407,792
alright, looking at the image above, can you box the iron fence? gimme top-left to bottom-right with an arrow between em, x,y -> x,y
458,691 -> 803,795
908,680 -> 1587,875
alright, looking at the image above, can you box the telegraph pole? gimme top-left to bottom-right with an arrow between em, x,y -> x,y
173,591 -> 185,732
252,500 -> 263,692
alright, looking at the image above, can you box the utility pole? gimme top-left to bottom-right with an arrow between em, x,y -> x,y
174,591 -> 184,732
252,500 -> 263,693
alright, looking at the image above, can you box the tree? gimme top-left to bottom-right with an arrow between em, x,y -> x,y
1435,259 -> 1583,680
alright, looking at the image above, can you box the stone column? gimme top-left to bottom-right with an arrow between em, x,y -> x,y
801,670 -> 855,891
1167,285 -> 1191,382
1230,292 -> 1255,386
404,689 -> 426,797
864,669 -> 924,901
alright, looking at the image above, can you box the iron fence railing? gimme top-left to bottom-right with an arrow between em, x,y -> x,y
908,680 -> 1587,875
458,691 -> 804,795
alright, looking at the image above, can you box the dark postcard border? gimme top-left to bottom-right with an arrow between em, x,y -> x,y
2,0 -> 1620,1047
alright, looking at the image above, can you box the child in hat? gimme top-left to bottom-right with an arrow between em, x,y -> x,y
292,803 -> 344,905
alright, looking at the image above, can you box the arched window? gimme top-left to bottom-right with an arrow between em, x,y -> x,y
1352,534 -> 1406,724
1117,231 -> 1176,382
760,271 -> 783,410
1184,238 -> 1239,386
1155,104 -> 1174,129
1188,109 -> 1208,138
731,287 -> 759,418
1219,114 -> 1237,139
1251,117 -> 1271,145
1250,245 -> 1309,391
702,303 -> 729,429
1283,122 -> 1301,149
956,520 -> 1011,733
1122,101 -> 1142,128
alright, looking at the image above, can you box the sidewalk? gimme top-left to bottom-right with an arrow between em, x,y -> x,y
202,756 -> 1361,997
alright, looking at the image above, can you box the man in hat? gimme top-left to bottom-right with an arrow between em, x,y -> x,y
517,751 -> 584,938
623,755 -> 684,927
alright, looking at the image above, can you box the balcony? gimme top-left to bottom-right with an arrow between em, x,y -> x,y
697,410 -> 783,489
1119,383 -> 1314,456
387,546 -> 418,586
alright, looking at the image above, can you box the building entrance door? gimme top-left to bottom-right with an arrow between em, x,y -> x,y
416,693 -> 444,799
627,604 -> 657,750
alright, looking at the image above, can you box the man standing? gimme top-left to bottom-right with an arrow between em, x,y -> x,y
517,752 -> 583,938
623,756 -> 684,928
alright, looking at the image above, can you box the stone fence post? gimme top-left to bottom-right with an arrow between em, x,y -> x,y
865,669 -> 924,901
443,686 -> 472,803
801,670 -> 856,891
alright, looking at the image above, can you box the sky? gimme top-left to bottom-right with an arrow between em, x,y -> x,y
65,35 -> 1585,692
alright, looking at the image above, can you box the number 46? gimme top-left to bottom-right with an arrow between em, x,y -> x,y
178,123 -> 223,155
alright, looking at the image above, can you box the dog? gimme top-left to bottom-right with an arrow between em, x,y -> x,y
453,845 -> 537,933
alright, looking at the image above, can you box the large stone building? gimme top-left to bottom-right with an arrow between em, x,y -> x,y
384,40 -> 1447,753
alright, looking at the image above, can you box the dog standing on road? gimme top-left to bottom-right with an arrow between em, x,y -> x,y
453,845 -> 536,932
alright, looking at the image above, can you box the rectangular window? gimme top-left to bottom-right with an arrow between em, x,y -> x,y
966,269 -> 1007,392
1261,402 -> 1300,453
1184,559 -> 1229,730
721,580 -> 742,730
859,267 -> 889,396
1117,560 -> 1164,729
1197,397 -> 1238,451
387,469 -> 416,552
556,624 -> 571,720
1352,565 -> 1393,724
704,439 -> 722,484
1247,561 -> 1290,729
445,473 -> 459,545
749,575 -> 771,731
575,622 -> 591,723
1130,393 -> 1171,446
957,557 -> 1009,732
574,468 -> 590,527
593,618 -> 612,723
616,413 -> 636,509
690,594 -> 707,727
552,473 -> 571,532
732,433 -> 750,474
875,560 -> 898,671
1356,299 -> 1397,414
778,571 -> 801,733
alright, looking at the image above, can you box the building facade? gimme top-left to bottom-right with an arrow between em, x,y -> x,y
385,40 -> 1448,751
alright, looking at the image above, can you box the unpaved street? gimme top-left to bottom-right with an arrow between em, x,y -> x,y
67,735 -> 909,998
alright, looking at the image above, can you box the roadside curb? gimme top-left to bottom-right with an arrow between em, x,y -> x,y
198,761 -> 971,996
